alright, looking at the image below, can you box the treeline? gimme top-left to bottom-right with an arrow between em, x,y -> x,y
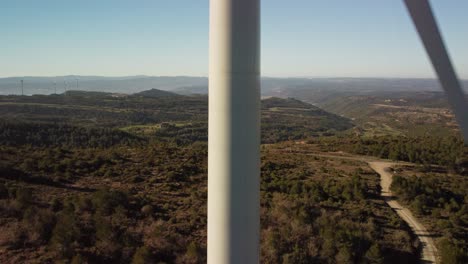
0,103 -> 196,127
154,120 -> 351,145
0,94 -> 207,127
0,94 -> 353,145
155,122 -> 208,145
261,98 -> 353,144
1,93 -> 208,115
314,135 -> 467,171
0,121 -> 144,148
391,174 -> 467,264
351,136 -> 467,171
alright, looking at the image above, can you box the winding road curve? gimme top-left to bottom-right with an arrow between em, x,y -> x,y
368,161 -> 438,264
309,153 -> 438,263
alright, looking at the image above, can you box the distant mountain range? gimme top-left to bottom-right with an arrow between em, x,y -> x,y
0,76 -> 207,96
1,75 -> 467,97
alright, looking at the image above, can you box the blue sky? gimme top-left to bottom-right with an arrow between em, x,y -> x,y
1,0 -> 467,78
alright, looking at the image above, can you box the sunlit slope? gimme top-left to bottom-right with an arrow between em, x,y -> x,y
318,92 -> 464,137
0,92 -> 353,145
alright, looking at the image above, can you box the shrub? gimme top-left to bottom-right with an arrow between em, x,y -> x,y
92,189 -> 128,215
0,182 -> 8,199
335,246 -> 353,264
15,187 -> 33,208
70,254 -> 87,264
439,238 -> 466,264
364,243 -> 383,264
184,241 -> 201,262
51,198 -> 63,212
132,246 -> 153,264
77,196 -> 93,212
94,214 -> 122,259
49,211 -> 79,257
22,207 -> 56,244
141,204 -> 154,217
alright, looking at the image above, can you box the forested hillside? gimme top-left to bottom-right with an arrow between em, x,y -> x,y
0,93 -> 353,144
0,92 -> 466,263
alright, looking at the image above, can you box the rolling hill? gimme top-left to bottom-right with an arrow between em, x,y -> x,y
0,92 -> 353,145
134,88 -> 181,98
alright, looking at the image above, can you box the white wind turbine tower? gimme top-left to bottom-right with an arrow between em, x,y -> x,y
208,0 -> 260,263
207,0 -> 468,263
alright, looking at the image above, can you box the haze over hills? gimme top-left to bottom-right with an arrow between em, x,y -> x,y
0,76 -> 207,95
1,75 -> 467,96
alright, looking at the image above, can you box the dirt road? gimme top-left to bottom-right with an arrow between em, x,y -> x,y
308,153 -> 438,263
368,161 -> 438,264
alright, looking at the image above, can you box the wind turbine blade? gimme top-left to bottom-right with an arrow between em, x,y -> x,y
403,0 -> 468,143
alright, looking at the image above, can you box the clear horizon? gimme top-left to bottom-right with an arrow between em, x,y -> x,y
1,0 -> 467,78
2,74 -> 468,81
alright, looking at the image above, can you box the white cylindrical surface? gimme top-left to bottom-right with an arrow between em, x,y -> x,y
208,0 -> 260,263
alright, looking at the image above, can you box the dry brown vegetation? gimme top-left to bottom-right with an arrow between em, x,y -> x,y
0,141 -> 421,263
1,92 -> 466,263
